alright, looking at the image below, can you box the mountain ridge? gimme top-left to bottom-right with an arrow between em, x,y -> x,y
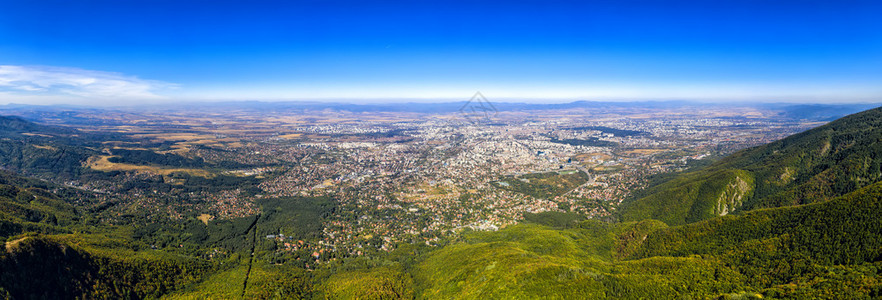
620,105 -> 882,225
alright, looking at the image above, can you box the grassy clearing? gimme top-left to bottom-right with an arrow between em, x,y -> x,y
21,133 -> 54,138
85,155 -> 213,177
133,133 -> 217,141
31,145 -> 58,151
4,236 -> 30,251
196,214 -> 213,225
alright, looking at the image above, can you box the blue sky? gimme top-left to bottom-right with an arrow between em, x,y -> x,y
0,0 -> 880,105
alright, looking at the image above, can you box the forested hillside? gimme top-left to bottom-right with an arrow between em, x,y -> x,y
1,236 -> 213,299
320,181 -> 882,299
0,168 -> 310,299
0,170 -> 93,238
0,168 -> 212,298
621,106 -> 882,225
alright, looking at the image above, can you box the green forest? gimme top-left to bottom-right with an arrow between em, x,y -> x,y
622,106 -> 882,225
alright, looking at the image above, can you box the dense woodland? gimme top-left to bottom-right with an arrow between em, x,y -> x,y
621,106 -> 882,225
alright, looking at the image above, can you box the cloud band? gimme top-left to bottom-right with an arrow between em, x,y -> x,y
0,65 -> 172,101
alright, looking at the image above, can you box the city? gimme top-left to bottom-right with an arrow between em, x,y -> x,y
0,102 -> 838,269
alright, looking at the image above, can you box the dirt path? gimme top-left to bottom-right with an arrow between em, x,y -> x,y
240,214 -> 260,298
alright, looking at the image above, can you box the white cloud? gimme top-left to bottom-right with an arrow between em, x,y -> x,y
0,65 -> 174,104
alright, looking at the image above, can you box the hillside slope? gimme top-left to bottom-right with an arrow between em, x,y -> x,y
322,180 -> 882,299
0,168 -> 310,299
621,106 -> 882,225
0,170 -> 97,238
1,235 -> 214,299
0,169 -> 216,299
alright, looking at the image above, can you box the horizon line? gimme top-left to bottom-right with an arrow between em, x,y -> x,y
2,98 -> 882,110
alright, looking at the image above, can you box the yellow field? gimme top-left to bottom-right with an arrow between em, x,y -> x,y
32,145 -> 58,151
101,140 -> 142,145
112,146 -> 150,151
277,133 -> 303,139
160,145 -> 191,154
622,149 -> 666,156
197,214 -> 213,225
85,155 -> 213,177
22,133 -> 53,137
133,133 -> 217,141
